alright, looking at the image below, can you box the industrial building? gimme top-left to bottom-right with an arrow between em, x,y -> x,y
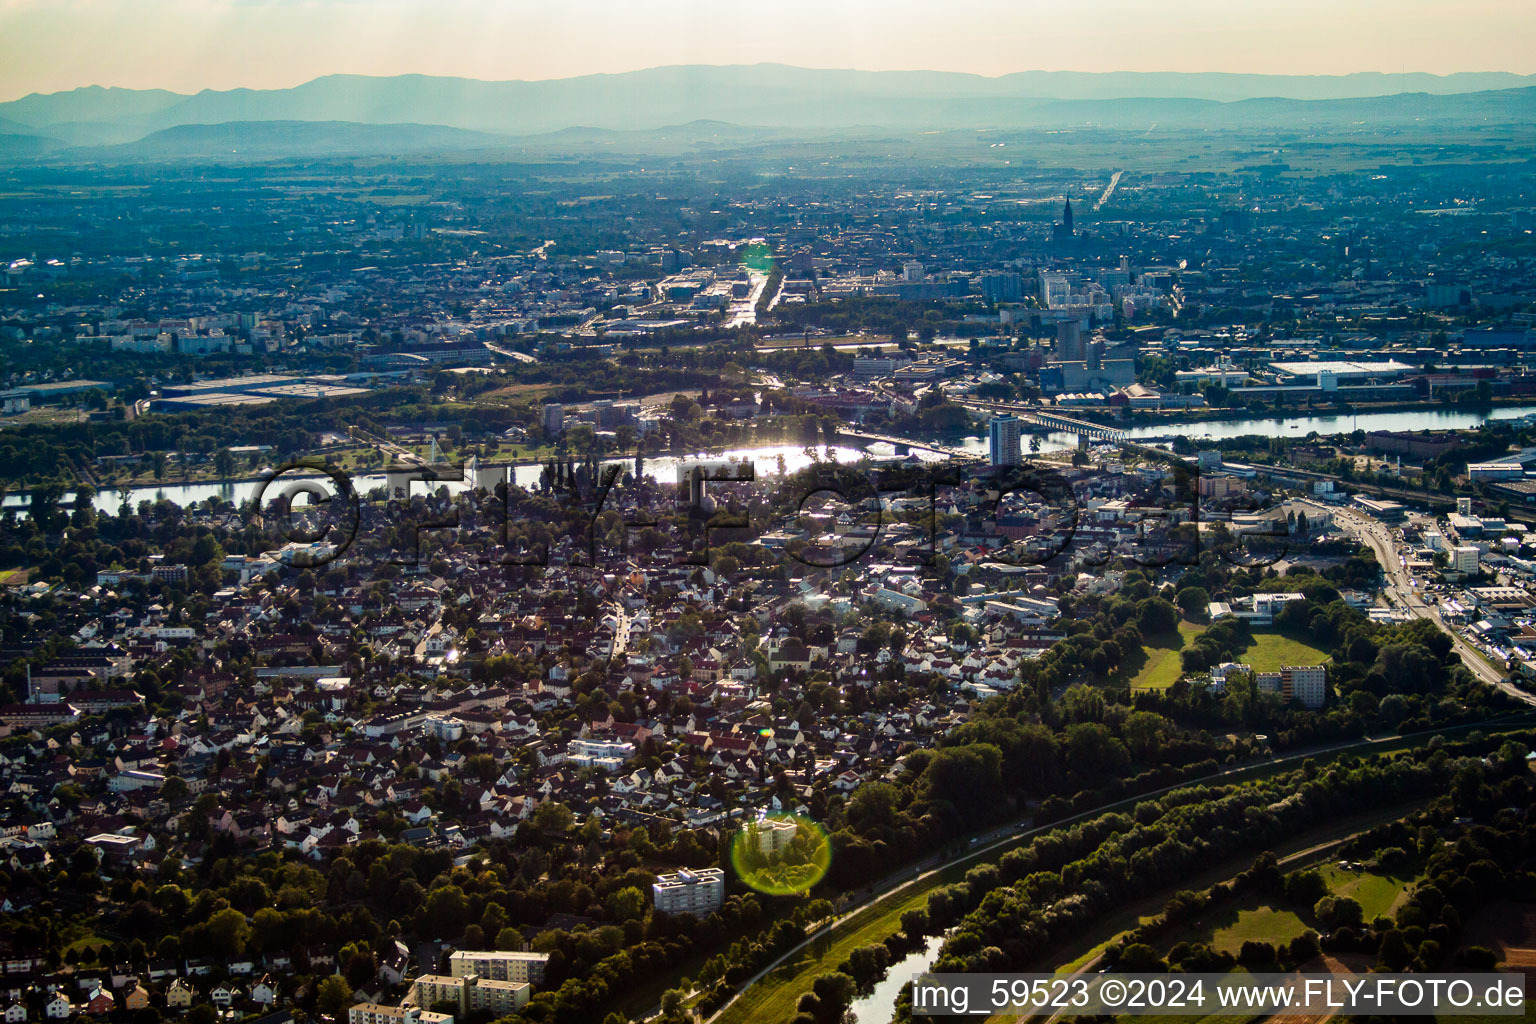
150,373 -> 371,410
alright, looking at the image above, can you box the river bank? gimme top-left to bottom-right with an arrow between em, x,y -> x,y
1094,397 -> 1536,432
3,442 -> 894,514
15,401 -> 1536,513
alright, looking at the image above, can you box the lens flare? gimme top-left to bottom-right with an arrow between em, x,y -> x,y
740,240 -> 774,274
730,812 -> 831,896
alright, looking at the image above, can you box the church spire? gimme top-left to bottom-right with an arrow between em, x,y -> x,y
1062,197 -> 1074,236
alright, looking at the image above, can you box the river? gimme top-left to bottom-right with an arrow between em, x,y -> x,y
947,402 -> 1536,457
847,933 -> 946,1024
1119,403 -> 1536,442
15,404 -> 1536,513
8,444 -> 915,514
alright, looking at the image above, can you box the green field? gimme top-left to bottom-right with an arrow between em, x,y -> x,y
1155,895 -> 1311,961
1159,848 -> 1416,960
1131,625 -> 1329,693
1129,620 -> 1205,691
1210,904 -> 1310,954
1241,630 -> 1331,672
1317,863 -> 1415,921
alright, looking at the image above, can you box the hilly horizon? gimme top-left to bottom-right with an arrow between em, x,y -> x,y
4,64 -> 1536,162
6,64 -> 1535,112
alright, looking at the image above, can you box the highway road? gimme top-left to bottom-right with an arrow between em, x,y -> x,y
610,602 -> 635,661
1093,169 -> 1123,211
1333,505 -> 1536,705
723,270 -> 770,328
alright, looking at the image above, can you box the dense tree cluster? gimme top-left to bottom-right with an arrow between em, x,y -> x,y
882,731 -> 1531,1024
1097,736 -> 1534,976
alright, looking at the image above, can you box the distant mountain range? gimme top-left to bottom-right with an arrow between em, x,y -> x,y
89,120 -> 516,160
2,64 -> 1535,161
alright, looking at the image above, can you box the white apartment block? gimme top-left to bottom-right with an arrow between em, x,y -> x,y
652,867 -> 726,917
447,951 -> 549,986
1256,665 -> 1327,709
752,817 -> 799,855
564,738 -> 635,773
349,1005 -> 453,1024
408,975 -> 530,1016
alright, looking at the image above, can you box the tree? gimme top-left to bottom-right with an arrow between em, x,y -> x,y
531,801 -> 575,838
316,976 -> 353,1016
919,745 -> 1003,823
423,885 -> 471,937
1174,587 -> 1210,618
659,988 -> 689,1024
1118,943 -> 1166,972
1457,946 -> 1498,969
1136,596 -> 1180,636
811,973 -> 856,1016
1314,895 -> 1364,931
1377,929 -> 1413,971
1288,931 -> 1321,965
1063,722 -> 1130,781
606,886 -> 647,923
1122,711 -> 1169,760
1237,941 -> 1277,968
205,907 -> 250,956
847,782 -> 901,832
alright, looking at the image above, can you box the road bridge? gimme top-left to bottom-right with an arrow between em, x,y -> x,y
954,399 -> 1127,443
838,429 -> 983,461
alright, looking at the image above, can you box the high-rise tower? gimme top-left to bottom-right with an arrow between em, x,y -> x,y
989,414 -> 1022,468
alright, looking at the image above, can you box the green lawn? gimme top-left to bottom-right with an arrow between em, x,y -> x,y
1241,630 -> 1331,673
1317,863 -> 1415,921
1157,896 -> 1310,957
1131,625 -> 1330,693
1129,620 -> 1205,691
1210,904 -> 1310,954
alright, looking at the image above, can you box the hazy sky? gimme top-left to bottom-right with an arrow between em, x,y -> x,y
2,0 -> 1535,99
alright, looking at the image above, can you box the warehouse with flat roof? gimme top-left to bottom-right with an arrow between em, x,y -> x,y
149,375 -> 371,410
1268,360 -> 1414,382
